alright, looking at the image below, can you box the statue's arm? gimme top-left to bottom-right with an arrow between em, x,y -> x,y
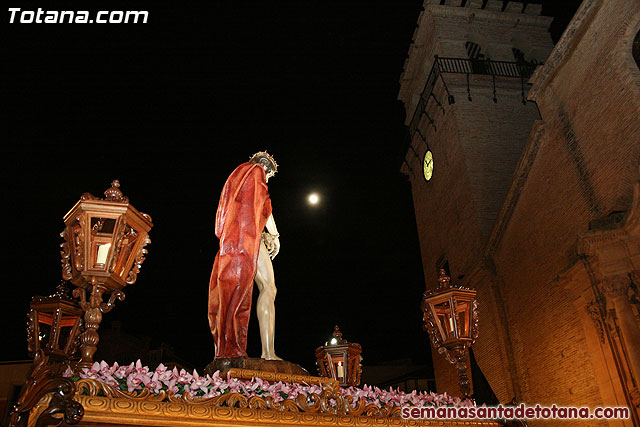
265,214 -> 280,259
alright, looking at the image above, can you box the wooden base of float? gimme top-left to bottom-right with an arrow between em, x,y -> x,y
27,369 -> 500,427
204,357 -> 309,376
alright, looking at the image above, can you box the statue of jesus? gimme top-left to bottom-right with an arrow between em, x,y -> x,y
208,152 -> 281,360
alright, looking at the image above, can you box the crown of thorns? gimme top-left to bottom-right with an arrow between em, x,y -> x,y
249,151 -> 278,176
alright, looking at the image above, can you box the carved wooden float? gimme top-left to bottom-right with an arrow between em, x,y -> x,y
26,369 -> 500,427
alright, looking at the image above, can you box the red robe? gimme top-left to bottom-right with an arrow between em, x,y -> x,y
208,162 -> 272,358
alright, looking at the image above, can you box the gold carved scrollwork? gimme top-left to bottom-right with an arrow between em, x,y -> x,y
126,235 -> 150,285
49,378 -> 501,427
9,351 -> 83,427
421,305 -> 441,347
100,290 -> 125,314
73,217 -> 85,272
471,299 -> 480,343
60,228 -> 73,281
76,379 -> 167,402
227,369 -> 338,389
71,378 -> 407,419
91,219 -> 105,234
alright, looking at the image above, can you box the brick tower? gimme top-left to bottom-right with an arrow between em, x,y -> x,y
398,0 -> 553,400
400,0 -> 640,423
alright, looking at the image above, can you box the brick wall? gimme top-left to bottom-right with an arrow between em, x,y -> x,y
452,76 -> 542,240
488,0 -> 640,421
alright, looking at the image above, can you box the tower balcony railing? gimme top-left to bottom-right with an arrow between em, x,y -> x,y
407,56 -> 537,136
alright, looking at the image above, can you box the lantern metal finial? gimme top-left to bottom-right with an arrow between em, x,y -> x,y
330,325 -> 347,345
104,180 -> 128,202
39,281 -> 75,302
437,269 -> 451,289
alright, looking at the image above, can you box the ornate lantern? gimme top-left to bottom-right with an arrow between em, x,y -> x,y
421,269 -> 478,397
59,180 -> 152,369
27,282 -> 83,360
315,326 -> 362,386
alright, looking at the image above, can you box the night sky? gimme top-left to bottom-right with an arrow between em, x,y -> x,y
3,1 -> 580,374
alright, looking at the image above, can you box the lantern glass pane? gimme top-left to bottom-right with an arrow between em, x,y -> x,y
434,300 -> 455,339
91,218 -> 117,235
328,351 -> 346,381
90,217 -> 117,268
456,300 -> 470,338
116,226 -> 139,276
93,242 -> 111,266
335,360 -> 345,380
39,325 -> 51,347
57,315 -> 77,351
37,322 -> 52,348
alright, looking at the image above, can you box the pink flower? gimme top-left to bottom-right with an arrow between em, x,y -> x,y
103,375 -> 119,388
159,374 -> 174,385
98,360 -> 115,377
68,360 -> 477,409
228,377 -> 243,394
165,380 -> 179,396
114,362 -> 134,379
189,370 -> 211,394
177,369 -> 192,384
126,373 -> 145,392
209,370 -> 224,389
134,359 -> 149,375
246,379 -> 262,392
80,363 -> 100,380
205,389 -> 221,398
296,387 -> 308,397
154,364 -> 174,382
146,372 -> 163,394
62,365 -> 74,378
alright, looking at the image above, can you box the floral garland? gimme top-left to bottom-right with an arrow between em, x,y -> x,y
64,360 -> 474,409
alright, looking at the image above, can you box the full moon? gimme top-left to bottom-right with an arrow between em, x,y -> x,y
308,193 -> 320,205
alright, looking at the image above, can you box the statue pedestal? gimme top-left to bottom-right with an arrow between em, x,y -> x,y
204,357 -> 309,377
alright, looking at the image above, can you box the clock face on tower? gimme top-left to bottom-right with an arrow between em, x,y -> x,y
423,149 -> 434,182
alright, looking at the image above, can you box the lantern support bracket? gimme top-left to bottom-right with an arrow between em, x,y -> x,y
9,350 -> 84,427
73,283 -> 125,371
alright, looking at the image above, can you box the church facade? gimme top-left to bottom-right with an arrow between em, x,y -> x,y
398,0 -> 640,425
